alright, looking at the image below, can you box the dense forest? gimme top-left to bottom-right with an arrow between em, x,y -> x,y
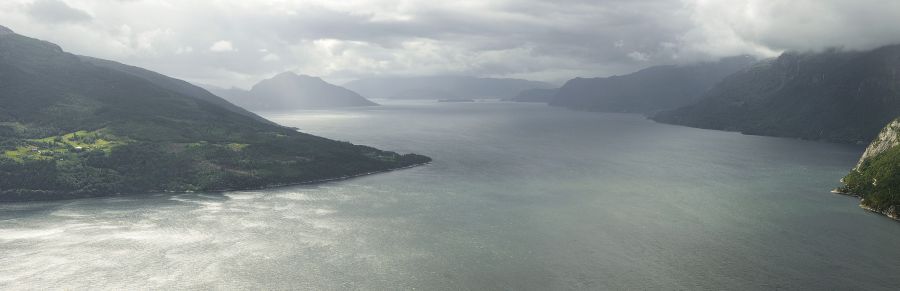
839,119 -> 900,217
840,146 -> 900,216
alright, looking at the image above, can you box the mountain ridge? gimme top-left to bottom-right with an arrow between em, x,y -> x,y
549,56 -> 756,113
653,45 -> 900,144
0,27 -> 429,201
0,25 -> 13,35
78,55 -> 277,125
207,72 -> 377,111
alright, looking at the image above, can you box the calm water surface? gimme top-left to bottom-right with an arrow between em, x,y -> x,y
2,101 -> 898,290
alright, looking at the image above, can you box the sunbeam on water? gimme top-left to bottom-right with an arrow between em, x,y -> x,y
1,101 -> 899,290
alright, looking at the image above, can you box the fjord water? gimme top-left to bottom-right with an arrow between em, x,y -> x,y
2,101 -> 899,289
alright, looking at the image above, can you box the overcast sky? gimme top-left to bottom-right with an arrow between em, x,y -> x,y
2,0 -> 900,88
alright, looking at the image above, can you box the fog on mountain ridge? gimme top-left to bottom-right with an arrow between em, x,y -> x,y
344,76 -> 556,100
204,71 -> 377,111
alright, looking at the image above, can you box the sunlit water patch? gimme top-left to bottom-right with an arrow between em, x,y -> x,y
2,101 -> 899,290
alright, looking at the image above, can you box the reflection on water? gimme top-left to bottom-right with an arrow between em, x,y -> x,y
2,101 -> 897,290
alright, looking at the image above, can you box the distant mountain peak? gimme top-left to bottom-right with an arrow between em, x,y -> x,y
0,25 -> 15,35
0,28 -> 427,200
272,71 -> 321,82
273,71 -> 299,78
214,71 -> 376,110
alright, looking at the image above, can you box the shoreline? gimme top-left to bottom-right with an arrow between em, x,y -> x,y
860,203 -> 900,221
831,188 -> 900,221
646,116 -> 871,146
203,161 -> 431,193
0,161 -> 430,203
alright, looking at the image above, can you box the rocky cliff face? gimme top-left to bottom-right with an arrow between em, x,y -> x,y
861,204 -> 899,220
854,119 -> 900,170
840,118 -> 900,220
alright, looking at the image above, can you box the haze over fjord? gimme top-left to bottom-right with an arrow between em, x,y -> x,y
3,0 -> 900,88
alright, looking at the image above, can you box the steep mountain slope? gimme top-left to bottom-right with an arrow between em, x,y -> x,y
549,56 -> 755,113
507,88 -> 559,103
202,85 -> 252,104
653,46 -> 900,144
79,56 -> 275,125
839,119 -> 900,219
344,76 -> 554,100
0,25 -> 429,201
207,72 -> 377,111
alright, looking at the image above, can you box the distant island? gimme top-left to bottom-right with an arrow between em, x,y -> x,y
0,26 -> 430,202
652,45 -> 900,144
549,56 -> 756,113
204,72 -> 377,111
344,75 -> 554,100
437,99 -> 476,103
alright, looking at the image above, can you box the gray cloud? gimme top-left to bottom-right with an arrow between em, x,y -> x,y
2,0 -> 899,88
27,0 -> 92,24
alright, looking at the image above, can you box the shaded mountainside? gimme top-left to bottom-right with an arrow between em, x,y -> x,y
79,56 -> 276,126
0,26 -> 429,201
549,56 -> 755,113
507,88 -> 559,103
344,75 -> 554,100
206,72 -> 377,111
653,45 -> 900,144
839,119 -> 900,220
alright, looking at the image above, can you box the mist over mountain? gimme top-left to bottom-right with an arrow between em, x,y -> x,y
549,56 -> 756,113
507,88 -> 560,103
7,0 -> 900,286
344,76 -> 554,100
653,45 -> 900,144
78,56 -> 276,126
205,72 -> 377,111
389,88 -> 462,100
0,25 -> 428,201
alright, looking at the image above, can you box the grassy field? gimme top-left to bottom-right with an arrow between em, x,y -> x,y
3,129 -> 126,161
